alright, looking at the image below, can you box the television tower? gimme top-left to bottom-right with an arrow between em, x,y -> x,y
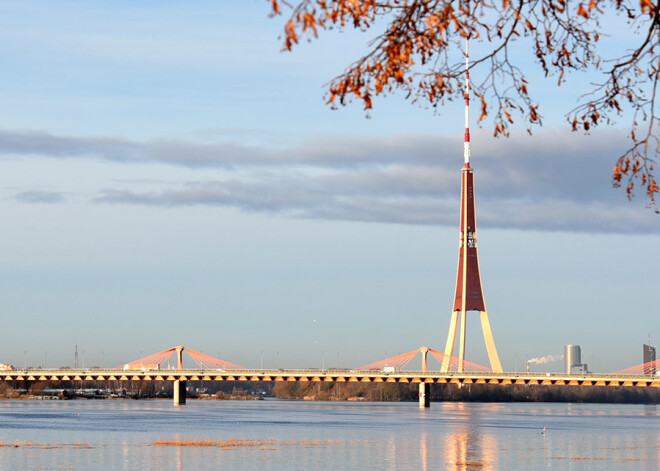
441,38 -> 503,373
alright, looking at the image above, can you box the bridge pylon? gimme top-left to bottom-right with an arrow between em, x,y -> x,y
173,346 -> 186,405
419,346 -> 430,408
119,345 -> 244,406
356,346 -> 492,407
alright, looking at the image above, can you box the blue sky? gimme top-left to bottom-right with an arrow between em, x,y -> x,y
0,0 -> 657,372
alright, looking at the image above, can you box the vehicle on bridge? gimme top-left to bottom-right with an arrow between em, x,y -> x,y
0,363 -> 14,371
122,363 -> 160,371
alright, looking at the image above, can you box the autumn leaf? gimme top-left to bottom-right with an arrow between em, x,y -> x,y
284,20 -> 298,49
577,4 -> 589,18
640,0 -> 655,14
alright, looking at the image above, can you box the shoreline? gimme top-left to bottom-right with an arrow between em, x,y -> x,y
1,379 -> 657,404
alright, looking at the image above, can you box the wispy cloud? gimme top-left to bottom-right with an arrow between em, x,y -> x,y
1,128 -> 656,233
15,190 -> 65,204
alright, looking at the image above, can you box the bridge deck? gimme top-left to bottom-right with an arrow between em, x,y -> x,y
2,369 -> 659,388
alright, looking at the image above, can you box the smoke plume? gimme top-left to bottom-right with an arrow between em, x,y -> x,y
527,354 -> 564,365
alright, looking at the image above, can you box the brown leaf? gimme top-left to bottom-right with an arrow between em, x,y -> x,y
577,4 -> 589,18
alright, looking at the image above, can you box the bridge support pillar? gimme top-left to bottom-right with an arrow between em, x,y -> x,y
173,380 -> 186,405
418,382 -> 430,408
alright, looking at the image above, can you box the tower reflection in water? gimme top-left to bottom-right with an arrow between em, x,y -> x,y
382,403 -> 499,470
443,403 -> 498,469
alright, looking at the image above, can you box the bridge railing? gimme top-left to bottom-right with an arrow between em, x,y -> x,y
5,368 -> 658,379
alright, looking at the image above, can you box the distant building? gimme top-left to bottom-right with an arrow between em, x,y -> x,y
565,345 -> 580,373
569,364 -> 588,374
643,344 -> 656,375
565,344 -> 589,374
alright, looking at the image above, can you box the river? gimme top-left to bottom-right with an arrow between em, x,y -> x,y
0,400 -> 657,470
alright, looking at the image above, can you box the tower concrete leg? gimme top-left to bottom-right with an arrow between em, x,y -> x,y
173,380 -> 186,405
418,382 -> 430,408
442,311 -> 460,372
479,310 -> 503,373
458,308 -> 467,372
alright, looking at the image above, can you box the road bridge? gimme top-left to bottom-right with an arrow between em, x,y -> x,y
2,368 -> 658,407
3,346 -> 658,406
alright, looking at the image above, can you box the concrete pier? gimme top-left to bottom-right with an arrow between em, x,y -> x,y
172,346 -> 186,405
173,380 -> 186,405
418,382 -> 430,408
418,346 -> 430,408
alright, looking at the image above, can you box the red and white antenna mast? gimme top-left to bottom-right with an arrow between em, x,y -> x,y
441,35 -> 503,374
464,36 -> 471,167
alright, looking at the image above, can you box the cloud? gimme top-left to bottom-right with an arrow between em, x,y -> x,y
1,128 -> 657,233
15,190 -> 65,204
94,177 -> 656,233
0,129 -> 436,168
0,127 -> 627,176
0,130 -> 144,163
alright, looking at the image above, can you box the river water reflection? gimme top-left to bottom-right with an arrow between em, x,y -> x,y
0,400 -> 657,470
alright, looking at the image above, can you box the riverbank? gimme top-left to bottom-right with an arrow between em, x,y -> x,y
0,382 -> 266,401
1,380 -> 657,404
273,381 -> 659,404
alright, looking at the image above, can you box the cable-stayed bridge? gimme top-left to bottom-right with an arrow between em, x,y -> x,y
2,346 -> 657,407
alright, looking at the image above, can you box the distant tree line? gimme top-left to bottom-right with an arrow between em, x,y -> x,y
273,381 -> 658,404
0,380 -> 657,404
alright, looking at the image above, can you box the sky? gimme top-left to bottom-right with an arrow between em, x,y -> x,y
0,0 -> 657,373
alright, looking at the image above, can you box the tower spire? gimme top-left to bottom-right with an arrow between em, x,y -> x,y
464,37 -> 471,166
441,37 -> 503,373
